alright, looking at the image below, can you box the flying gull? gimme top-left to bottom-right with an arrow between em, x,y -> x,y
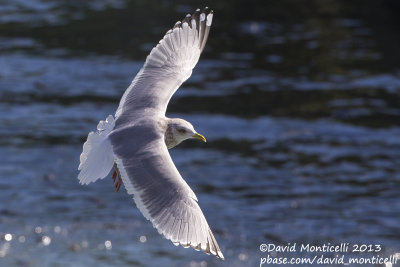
77,7 -> 224,259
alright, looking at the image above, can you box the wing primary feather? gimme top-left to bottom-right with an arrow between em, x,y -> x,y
174,203 -> 187,240
187,211 -> 197,247
199,12 -> 207,49
157,40 -> 169,58
201,217 -> 211,252
181,221 -> 189,247
200,10 -> 213,52
192,9 -> 201,32
208,229 -> 219,257
160,36 -> 173,56
187,20 -> 195,47
173,21 -> 181,29
182,13 -> 192,26
171,218 -> 182,244
164,32 -> 175,52
182,21 -> 190,47
170,27 -> 179,50
163,213 -> 176,240
179,208 -> 190,245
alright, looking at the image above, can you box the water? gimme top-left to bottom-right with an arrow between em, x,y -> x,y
1,0 -> 400,266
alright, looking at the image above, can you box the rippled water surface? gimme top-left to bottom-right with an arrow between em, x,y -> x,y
1,0 -> 400,266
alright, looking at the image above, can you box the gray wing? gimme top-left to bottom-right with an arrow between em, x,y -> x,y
115,8 -> 213,125
109,121 -> 224,259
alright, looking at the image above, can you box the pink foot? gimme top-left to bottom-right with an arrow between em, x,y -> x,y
112,163 -> 122,192
115,177 -> 122,192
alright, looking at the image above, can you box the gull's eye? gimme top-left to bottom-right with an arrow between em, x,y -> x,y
177,129 -> 186,134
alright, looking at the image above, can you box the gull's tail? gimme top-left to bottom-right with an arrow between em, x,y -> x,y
78,115 -> 115,185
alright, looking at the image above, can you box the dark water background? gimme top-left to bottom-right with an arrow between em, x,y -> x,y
1,0 -> 400,266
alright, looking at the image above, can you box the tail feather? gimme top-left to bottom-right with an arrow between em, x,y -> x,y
78,115 -> 115,185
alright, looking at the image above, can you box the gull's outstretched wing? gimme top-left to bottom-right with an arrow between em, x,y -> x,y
115,7 -> 213,125
109,121 -> 224,259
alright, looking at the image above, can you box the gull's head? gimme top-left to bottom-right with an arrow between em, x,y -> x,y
165,118 -> 206,149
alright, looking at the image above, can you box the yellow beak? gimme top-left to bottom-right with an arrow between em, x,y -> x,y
193,133 -> 206,142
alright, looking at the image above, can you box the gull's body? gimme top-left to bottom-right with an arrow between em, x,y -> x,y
77,8 -> 224,259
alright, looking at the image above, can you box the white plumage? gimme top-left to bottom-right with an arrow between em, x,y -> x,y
78,7 -> 223,259
78,115 -> 115,185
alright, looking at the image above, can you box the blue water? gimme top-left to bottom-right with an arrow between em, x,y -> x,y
1,1 -> 400,266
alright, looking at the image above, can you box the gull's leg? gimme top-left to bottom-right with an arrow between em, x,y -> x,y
112,163 -> 123,192
112,168 -> 117,182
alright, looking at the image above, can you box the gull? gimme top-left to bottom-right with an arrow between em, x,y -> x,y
77,7 -> 224,259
